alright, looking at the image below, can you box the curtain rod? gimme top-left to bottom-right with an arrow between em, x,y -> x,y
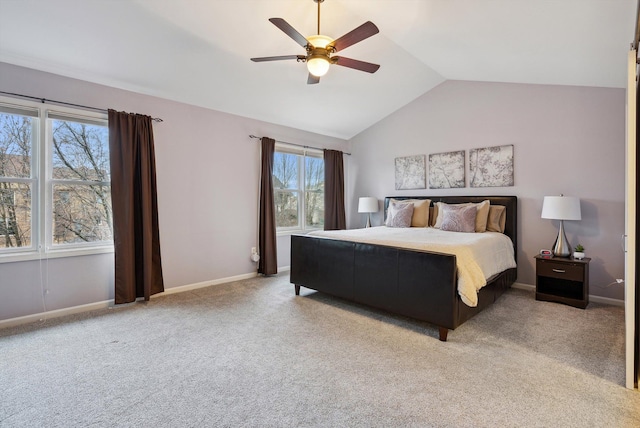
249,135 -> 351,155
0,90 -> 163,122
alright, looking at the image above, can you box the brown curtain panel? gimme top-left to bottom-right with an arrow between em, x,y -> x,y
258,137 -> 278,275
108,110 -> 164,304
324,149 -> 346,230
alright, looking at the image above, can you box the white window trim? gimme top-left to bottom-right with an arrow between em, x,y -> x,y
0,96 -> 113,263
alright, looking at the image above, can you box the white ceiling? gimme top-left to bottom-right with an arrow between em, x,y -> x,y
0,0 -> 636,139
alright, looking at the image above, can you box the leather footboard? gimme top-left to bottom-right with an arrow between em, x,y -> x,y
291,234 -> 459,330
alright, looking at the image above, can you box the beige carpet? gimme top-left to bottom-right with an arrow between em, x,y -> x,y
1,273 -> 638,427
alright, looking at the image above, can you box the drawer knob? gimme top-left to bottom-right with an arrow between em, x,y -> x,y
552,269 -> 566,273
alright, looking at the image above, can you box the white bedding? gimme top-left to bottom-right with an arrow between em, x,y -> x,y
306,226 -> 516,307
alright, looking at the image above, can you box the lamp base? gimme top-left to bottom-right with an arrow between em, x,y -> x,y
552,220 -> 572,257
365,214 -> 371,228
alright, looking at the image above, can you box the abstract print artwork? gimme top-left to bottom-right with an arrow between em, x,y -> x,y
469,144 -> 514,187
428,150 -> 465,189
395,155 -> 426,190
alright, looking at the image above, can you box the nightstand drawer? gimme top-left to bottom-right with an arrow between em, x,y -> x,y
536,260 -> 583,281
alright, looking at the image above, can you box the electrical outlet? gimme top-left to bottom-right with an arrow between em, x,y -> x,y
250,247 -> 260,263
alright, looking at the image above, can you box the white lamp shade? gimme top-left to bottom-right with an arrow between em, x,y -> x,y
358,197 -> 379,213
541,196 -> 581,220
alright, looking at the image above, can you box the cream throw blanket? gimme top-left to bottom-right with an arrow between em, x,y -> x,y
307,227 -> 516,307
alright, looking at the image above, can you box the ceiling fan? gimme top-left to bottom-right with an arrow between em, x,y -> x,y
250,0 -> 380,84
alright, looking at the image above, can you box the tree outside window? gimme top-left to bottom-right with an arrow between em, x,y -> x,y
304,156 -> 324,229
51,118 -> 112,245
0,112 -> 33,249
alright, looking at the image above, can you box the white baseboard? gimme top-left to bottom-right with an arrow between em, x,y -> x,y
511,282 -> 535,291
588,295 -> 624,307
0,271 -> 260,329
278,266 -> 290,273
511,282 -> 624,307
154,272 -> 258,297
0,300 -> 113,329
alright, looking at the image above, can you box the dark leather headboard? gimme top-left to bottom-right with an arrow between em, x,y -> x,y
384,196 -> 518,263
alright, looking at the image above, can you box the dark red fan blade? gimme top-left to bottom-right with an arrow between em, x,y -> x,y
331,21 -> 379,52
307,74 -> 320,85
251,55 -> 305,62
269,18 -> 308,48
333,56 -> 380,73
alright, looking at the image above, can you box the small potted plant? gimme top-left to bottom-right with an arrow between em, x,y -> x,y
573,244 -> 585,260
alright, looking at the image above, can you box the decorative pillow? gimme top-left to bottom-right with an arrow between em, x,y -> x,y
433,200 -> 490,232
440,204 -> 477,233
474,200 -> 490,233
486,205 -> 507,233
389,198 -> 430,227
385,202 -> 414,228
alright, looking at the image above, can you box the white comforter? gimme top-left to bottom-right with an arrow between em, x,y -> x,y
307,227 -> 516,307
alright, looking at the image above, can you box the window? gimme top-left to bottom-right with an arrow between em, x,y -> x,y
0,97 -> 112,260
272,144 -> 324,232
49,114 -> 112,245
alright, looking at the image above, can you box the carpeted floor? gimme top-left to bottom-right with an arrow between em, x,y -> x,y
1,273 -> 638,427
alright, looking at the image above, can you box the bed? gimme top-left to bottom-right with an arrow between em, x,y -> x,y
290,196 -> 517,341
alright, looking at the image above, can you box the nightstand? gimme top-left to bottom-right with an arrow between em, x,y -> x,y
534,255 -> 590,309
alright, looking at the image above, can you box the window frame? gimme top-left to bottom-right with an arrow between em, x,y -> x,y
0,96 -> 113,263
273,143 -> 324,235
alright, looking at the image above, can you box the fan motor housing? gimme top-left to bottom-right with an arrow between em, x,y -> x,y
306,46 -> 334,62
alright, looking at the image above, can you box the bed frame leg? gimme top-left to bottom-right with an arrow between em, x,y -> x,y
294,284 -> 301,295
438,327 -> 449,342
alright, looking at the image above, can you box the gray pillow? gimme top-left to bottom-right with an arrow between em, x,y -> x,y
385,202 -> 414,228
440,204 -> 477,233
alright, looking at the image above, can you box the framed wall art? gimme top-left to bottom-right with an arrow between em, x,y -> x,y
428,150 -> 465,189
395,155 -> 426,190
469,144 -> 514,187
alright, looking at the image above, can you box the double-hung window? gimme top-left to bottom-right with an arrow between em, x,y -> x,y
0,97 -> 112,261
272,144 -> 324,232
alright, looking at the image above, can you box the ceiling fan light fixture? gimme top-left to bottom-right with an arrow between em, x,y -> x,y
307,56 -> 330,77
306,35 -> 334,76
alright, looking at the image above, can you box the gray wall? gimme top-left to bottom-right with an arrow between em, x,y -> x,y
0,62 -> 348,321
347,80 -> 626,300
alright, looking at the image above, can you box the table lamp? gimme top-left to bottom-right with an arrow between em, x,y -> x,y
358,197 -> 378,228
541,195 -> 581,257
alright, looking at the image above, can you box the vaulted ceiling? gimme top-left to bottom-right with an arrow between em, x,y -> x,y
0,0 -> 636,139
